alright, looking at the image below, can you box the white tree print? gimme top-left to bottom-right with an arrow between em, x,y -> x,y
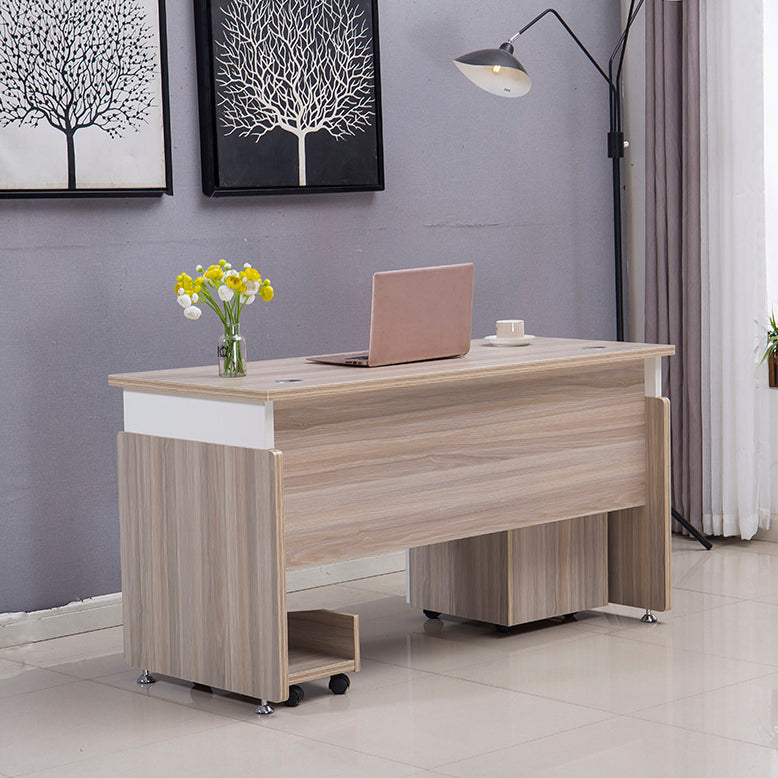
216,0 -> 375,186
0,0 -> 157,190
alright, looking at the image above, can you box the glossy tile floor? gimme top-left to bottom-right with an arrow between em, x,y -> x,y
3,537 -> 778,776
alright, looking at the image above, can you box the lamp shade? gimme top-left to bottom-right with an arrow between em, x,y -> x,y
453,42 -> 531,98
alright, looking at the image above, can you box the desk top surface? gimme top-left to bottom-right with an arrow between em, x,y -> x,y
109,337 -> 674,403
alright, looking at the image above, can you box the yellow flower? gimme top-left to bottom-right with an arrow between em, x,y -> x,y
175,272 -> 196,296
173,262 -> 275,324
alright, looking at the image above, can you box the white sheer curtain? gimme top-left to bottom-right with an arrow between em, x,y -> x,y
765,0 -> 778,523
700,0 -> 772,537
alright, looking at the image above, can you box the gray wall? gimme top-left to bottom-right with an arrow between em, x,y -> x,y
0,0 -> 620,613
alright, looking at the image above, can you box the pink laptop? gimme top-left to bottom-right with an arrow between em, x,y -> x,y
307,263 -> 474,367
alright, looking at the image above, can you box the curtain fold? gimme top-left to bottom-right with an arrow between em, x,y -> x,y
646,0 -> 772,538
645,0 -> 703,533
699,0 -> 771,538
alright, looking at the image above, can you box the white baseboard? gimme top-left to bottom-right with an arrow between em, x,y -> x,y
0,593 -> 123,649
755,522 -> 778,543
286,552 -> 406,591
0,553 -> 406,648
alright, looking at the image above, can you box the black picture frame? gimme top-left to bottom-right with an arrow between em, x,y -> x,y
0,0 -> 172,199
194,0 -> 384,197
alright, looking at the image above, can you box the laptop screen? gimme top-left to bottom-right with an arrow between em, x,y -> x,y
367,263 -> 474,366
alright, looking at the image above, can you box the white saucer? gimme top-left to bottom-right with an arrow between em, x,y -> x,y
485,334 -> 535,347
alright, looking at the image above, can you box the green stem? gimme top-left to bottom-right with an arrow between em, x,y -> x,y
199,287 -> 227,326
219,322 -> 245,377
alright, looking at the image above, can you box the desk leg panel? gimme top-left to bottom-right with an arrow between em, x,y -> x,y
608,397 -> 671,611
117,433 -> 288,702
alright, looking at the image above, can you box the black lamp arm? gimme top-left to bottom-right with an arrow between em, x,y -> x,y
508,3 -> 647,130
609,0 -> 645,132
611,0 -> 645,82
510,8 -> 611,86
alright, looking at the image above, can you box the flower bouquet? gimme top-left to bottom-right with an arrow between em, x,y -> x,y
174,260 -> 274,377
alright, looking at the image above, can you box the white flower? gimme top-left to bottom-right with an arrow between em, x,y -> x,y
224,263 -> 232,270
241,294 -> 256,305
243,263 -> 251,269
177,294 -> 192,308
191,293 -> 199,303
224,269 -> 239,278
217,284 -> 234,302
184,305 -> 202,320
195,265 -> 203,272
243,279 -> 260,295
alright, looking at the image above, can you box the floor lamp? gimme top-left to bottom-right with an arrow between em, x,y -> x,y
454,3 -> 712,550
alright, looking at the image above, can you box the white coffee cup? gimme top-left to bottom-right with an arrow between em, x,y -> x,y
496,319 -> 525,339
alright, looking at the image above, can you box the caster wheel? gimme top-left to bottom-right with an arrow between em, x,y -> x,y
192,683 -> 213,693
329,673 -> 350,695
495,624 -> 511,634
423,609 -> 441,620
284,684 -> 304,707
563,613 -> 577,622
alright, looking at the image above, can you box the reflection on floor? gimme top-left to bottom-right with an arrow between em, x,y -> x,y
1,536 -> 778,777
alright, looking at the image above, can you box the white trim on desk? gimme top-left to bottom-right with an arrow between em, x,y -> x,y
645,356 -> 662,398
123,391 -> 274,449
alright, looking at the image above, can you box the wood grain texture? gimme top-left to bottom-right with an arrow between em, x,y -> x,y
287,610 -> 360,684
608,397 -> 671,611
287,610 -> 360,665
118,434 -> 289,701
109,338 -> 675,404
286,653 -> 356,685
408,515 -> 608,626
277,363 -> 647,568
408,533 -> 511,625
508,515 -> 608,623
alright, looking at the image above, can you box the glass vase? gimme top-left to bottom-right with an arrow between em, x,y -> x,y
218,323 -> 247,377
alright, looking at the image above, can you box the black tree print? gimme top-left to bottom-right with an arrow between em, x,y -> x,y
216,0 -> 375,186
0,0 -> 157,190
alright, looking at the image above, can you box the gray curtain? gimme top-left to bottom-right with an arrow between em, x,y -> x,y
645,0 -> 703,533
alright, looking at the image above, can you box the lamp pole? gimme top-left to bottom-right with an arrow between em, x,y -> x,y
508,3 -> 645,342
454,3 -> 714,550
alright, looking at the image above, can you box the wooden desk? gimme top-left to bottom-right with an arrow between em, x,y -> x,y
110,337 -> 674,706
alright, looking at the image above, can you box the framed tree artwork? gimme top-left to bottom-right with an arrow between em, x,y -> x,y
0,0 -> 172,198
194,0 -> 384,196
